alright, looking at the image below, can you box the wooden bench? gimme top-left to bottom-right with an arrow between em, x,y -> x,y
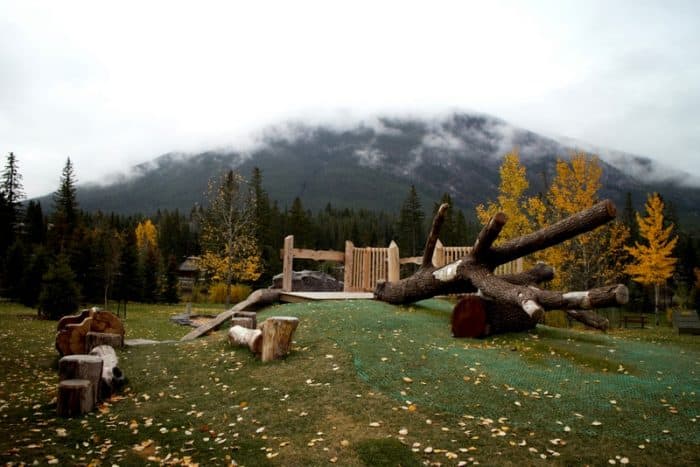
623,314 -> 647,329
673,310 -> 700,335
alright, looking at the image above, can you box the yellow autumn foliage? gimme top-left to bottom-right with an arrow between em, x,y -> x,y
135,219 -> 158,252
476,149 -> 543,242
535,152 -> 629,290
625,193 -> 677,287
199,251 -> 262,283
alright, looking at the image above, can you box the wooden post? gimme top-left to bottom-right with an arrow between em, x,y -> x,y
432,239 -> 445,267
57,379 -> 93,417
362,249 -> 371,291
260,317 -> 300,362
282,235 -> 294,292
343,241 -> 354,292
388,241 -> 400,283
58,355 -> 103,408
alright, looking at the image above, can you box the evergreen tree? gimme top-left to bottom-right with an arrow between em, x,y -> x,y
114,229 -> 140,303
19,245 -> 49,308
398,185 -> 425,257
23,201 -> 46,245
3,240 -> 26,300
622,192 -> 639,244
1,152 -> 25,222
51,157 -> 79,252
38,253 -> 81,320
162,254 -> 180,304
287,197 -> 311,247
251,167 -> 275,284
140,246 -> 160,303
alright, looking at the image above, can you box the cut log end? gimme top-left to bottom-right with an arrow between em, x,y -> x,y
452,296 -> 487,338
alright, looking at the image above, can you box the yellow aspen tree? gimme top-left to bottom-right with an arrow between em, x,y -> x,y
540,152 -> 629,290
476,148 -> 543,242
135,219 -> 158,252
625,193 -> 678,324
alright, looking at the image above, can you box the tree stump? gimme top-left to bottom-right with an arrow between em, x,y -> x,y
58,355 -> 103,407
260,317 -> 299,362
452,295 -> 487,338
233,311 -> 257,328
230,317 -> 254,329
56,309 -> 125,356
86,332 -> 124,352
228,325 -> 262,353
57,379 -> 93,417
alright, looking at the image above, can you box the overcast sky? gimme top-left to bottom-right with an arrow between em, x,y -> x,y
2,0 -> 699,198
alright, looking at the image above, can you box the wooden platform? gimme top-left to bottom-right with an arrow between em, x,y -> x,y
279,292 -> 375,303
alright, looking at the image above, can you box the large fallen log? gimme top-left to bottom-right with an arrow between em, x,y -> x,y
376,201 -> 626,333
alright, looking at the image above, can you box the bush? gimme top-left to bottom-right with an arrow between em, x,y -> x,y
208,282 -> 252,304
38,254 -> 81,320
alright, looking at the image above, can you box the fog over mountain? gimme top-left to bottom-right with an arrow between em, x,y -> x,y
41,112 -> 700,226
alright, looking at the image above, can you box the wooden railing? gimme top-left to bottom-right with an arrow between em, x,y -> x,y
281,235 -> 523,293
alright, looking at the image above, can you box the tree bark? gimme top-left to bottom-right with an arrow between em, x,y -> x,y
260,317 -> 299,362
57,379 -> 93,417
375,200 -> 628,332
228,325 -> 263,354
58,355 -> 103,407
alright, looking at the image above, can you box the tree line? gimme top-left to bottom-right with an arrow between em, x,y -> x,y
1,150 -> 698,320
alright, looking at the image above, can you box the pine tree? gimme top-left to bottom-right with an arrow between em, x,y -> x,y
38,253 -> 81,320
53,157 -> 79,227
162,254 -> 180,304
1,152 -> 25,220
398,185 -> 425,257
51,157 -> 80,252
23,201 -> 46,245
625,193 -> 678,324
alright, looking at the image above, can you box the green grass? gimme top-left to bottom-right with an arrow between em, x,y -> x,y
0,300 -> 698,466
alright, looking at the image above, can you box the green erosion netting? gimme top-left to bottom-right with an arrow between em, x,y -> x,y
265,299 -> 699,444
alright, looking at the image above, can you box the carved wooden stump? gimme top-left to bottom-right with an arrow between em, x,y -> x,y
57,379 -> 93,417
260,317 -> 299,362
58,355 -> 103,407
228,325 -> 262,354
55,316 -> 92,356
86,332 -> 124,353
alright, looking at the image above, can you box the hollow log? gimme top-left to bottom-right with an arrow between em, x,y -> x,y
57,379 -> 93,417
58,355 -> 103,407
375,200 -> 627,334
89,345 -> 125,399
260,317 -> 299,362
228,325 -> 263,354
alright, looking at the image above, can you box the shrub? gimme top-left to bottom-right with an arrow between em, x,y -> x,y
208,282 -> 252,304
38,254 -> 81,320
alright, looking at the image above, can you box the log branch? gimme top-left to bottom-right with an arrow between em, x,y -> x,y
375,199 -> 628,335
422,203 -> 449,268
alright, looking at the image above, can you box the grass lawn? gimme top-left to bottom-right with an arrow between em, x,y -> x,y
0,299 -> 698,466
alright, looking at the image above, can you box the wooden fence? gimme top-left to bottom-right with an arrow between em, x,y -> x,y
281,236 -> 523,293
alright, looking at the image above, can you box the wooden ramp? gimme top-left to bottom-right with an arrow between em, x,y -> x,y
180,289 -> 281,341
280,291 -> 375,303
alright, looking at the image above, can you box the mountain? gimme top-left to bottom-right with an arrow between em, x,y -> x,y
41,112 -> 700,227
